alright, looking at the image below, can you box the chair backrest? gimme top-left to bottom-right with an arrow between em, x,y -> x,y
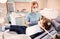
55,16 -> 60,22
15,16 -> 26,26
10,12 -> 26,26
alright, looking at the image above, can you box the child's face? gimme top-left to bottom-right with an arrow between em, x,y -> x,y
40,19 -> 46,28
40,17 -> 51,30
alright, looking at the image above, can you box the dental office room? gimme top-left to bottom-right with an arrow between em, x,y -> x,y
0,0 -> 60,39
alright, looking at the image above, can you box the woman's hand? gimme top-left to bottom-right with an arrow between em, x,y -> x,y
25,21 -> 30,27
38,20 -> 43,26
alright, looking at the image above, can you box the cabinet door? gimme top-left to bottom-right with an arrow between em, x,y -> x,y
8,3 -> 14,12
0,3 -> 7,16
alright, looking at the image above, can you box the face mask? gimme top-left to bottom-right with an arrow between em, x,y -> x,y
32,8 -> 38,12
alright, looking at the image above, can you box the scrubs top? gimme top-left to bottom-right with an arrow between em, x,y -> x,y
26,12 -> 42,26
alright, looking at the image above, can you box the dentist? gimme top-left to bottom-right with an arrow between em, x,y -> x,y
25,1 -> 42,26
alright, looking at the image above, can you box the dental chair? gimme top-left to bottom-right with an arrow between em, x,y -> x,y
26,25 -> 57,39
4,25 -> 31,39
52,16 -> 60,39
4,12 -> 31,39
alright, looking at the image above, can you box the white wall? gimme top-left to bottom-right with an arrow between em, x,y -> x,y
47,0 -> 60,15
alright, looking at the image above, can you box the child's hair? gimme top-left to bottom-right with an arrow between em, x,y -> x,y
41,17 -> 51,30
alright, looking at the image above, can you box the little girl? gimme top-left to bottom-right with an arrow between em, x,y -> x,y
29,16 -> 57,39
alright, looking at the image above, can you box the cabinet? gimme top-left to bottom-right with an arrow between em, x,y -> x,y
0,3 -> 7,16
